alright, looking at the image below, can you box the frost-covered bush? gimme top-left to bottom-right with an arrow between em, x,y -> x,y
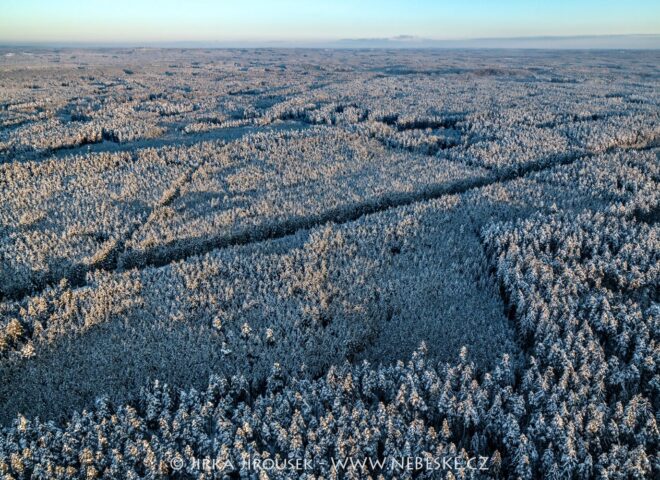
1,116 -> 166,158
533,148 -> 660,216
449,124 -> 581,170
563,113 -> 660,152
1,186 -> 521,423
0,346 -> 518,479
480,210 -> 658,479
0,144 -> 208,297
120,127 -> 487,267
355,119 -> 462,155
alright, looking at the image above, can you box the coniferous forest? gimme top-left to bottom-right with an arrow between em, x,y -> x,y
0,49 -> 658,479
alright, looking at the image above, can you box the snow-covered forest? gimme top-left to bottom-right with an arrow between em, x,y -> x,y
0,48 -> 658,479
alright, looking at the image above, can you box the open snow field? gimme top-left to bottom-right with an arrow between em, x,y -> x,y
0,49 -> 658,479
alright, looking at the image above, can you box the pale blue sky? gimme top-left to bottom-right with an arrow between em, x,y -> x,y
1,0 -> 659,44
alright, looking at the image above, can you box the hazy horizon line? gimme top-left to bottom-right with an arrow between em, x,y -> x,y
2,34 -> 659,50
